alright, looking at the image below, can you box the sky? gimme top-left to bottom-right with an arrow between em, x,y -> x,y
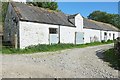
57,0 -> 120,2
118,1 -> 120,14
58,2 -> 118,18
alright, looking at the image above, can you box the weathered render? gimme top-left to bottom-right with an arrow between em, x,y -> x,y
4,2 -> 84,48
4,2 -> 120,48
83,18 -> 120,43
83,29 -> 101,43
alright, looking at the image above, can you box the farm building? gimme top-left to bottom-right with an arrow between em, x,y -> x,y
4,2 -> 120,48
83,18 -> 119,43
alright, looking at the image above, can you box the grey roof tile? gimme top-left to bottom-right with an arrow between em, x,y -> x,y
83,18 -> 119,31
11,2 -> 119,31
11,2 -> 75,27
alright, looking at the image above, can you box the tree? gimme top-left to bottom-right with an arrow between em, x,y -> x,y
88,11 -> 120,29
27,2 -> 58,10
1,2 -> 9,24
111,14 -> 120,29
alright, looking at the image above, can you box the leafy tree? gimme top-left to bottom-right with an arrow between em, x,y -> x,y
88,11 -> 120,29
27,2 -> 58,10
111,14 -> 120,29
2,2 -> 8,24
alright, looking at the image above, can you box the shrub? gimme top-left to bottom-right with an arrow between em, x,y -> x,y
101,40 -> 106,43
107,39 -> 113,43
114,37 -> 120,56
104,48 -> 120,70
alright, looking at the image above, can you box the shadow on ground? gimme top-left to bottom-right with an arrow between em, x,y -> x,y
96,49 -> 119,71
96,49 -> 106,59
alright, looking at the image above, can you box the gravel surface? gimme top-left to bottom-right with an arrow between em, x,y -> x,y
1,44 -> 119,78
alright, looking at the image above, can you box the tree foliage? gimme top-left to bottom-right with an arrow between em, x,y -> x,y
88,11 -> 120,29
27,2 -> 58,10
2,2 -> 9,23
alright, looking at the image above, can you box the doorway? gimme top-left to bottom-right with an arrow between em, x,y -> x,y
75,32 -> 84,44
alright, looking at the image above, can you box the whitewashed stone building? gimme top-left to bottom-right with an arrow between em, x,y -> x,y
83,18 -> 119,43
4,2 -> 120,48
4,2 -> 84,48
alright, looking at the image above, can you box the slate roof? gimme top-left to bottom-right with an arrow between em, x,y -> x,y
11,2 -> 119,31
83,18 -> 120,31
11,2 -> 75,27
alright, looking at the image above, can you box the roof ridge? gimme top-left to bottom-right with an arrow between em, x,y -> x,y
86,18 -> 119,31
10,2 -> 75,27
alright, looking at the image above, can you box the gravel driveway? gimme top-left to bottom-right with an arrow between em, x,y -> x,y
1,44 -> 119,78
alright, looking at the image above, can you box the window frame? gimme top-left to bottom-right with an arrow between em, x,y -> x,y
109,33 -> 111,37
49,28 -> 58,34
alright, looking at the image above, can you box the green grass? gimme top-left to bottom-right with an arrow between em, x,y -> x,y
103,48 -> 120,70
2,40 -> 113,54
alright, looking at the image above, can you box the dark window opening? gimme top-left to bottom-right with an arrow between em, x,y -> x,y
109,33 -> 111,36
8,33 -> 10,36
49,28 -> 58,34
113,34 -> 115,40
104,32 -> 107,36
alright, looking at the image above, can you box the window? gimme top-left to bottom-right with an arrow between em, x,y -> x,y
109,33 -> 111,36
49,28 -> 58,34
113,34 -> 115,40
104,32 -> 107,36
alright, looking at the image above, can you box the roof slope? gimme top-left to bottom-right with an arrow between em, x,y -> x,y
11,2 -> 119,31
11,2 -> 75,27
83,18 -> 119,31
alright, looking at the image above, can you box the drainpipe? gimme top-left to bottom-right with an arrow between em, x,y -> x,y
58,25 -> 60,44
100,30 -> 102,42
14,34 -> 18,49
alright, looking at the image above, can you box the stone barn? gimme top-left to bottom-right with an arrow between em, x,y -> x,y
83,18 -> 120,43
4,2 -> 120,49
4,2 -> 84,48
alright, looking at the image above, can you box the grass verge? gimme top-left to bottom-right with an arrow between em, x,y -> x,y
103,48 -> 120,70
2,40 -> 113,54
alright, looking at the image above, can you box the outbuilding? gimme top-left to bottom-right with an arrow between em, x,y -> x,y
4,2 -> 120,49
83,18 -> 120,43
4,2 -> 84,48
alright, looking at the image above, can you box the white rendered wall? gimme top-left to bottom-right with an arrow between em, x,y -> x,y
113,31 -> 119,39
19,21 -> 59,48
101,30 -> 108,41
60,26 -> 76,44
118,32 -> 120,37
19,21 -> 79,48
83,29 -> 119,44
75,14 -> 83,32
83,29 -> 101,43
101,30 -> 119,41
12,0 -> 27,3
60,13 -> 84,44
19,13 -> 84,48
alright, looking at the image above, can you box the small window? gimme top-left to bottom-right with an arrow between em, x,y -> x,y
109,33 -> 111,36
49,28 -> 58,34
104,32 -> 107,36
